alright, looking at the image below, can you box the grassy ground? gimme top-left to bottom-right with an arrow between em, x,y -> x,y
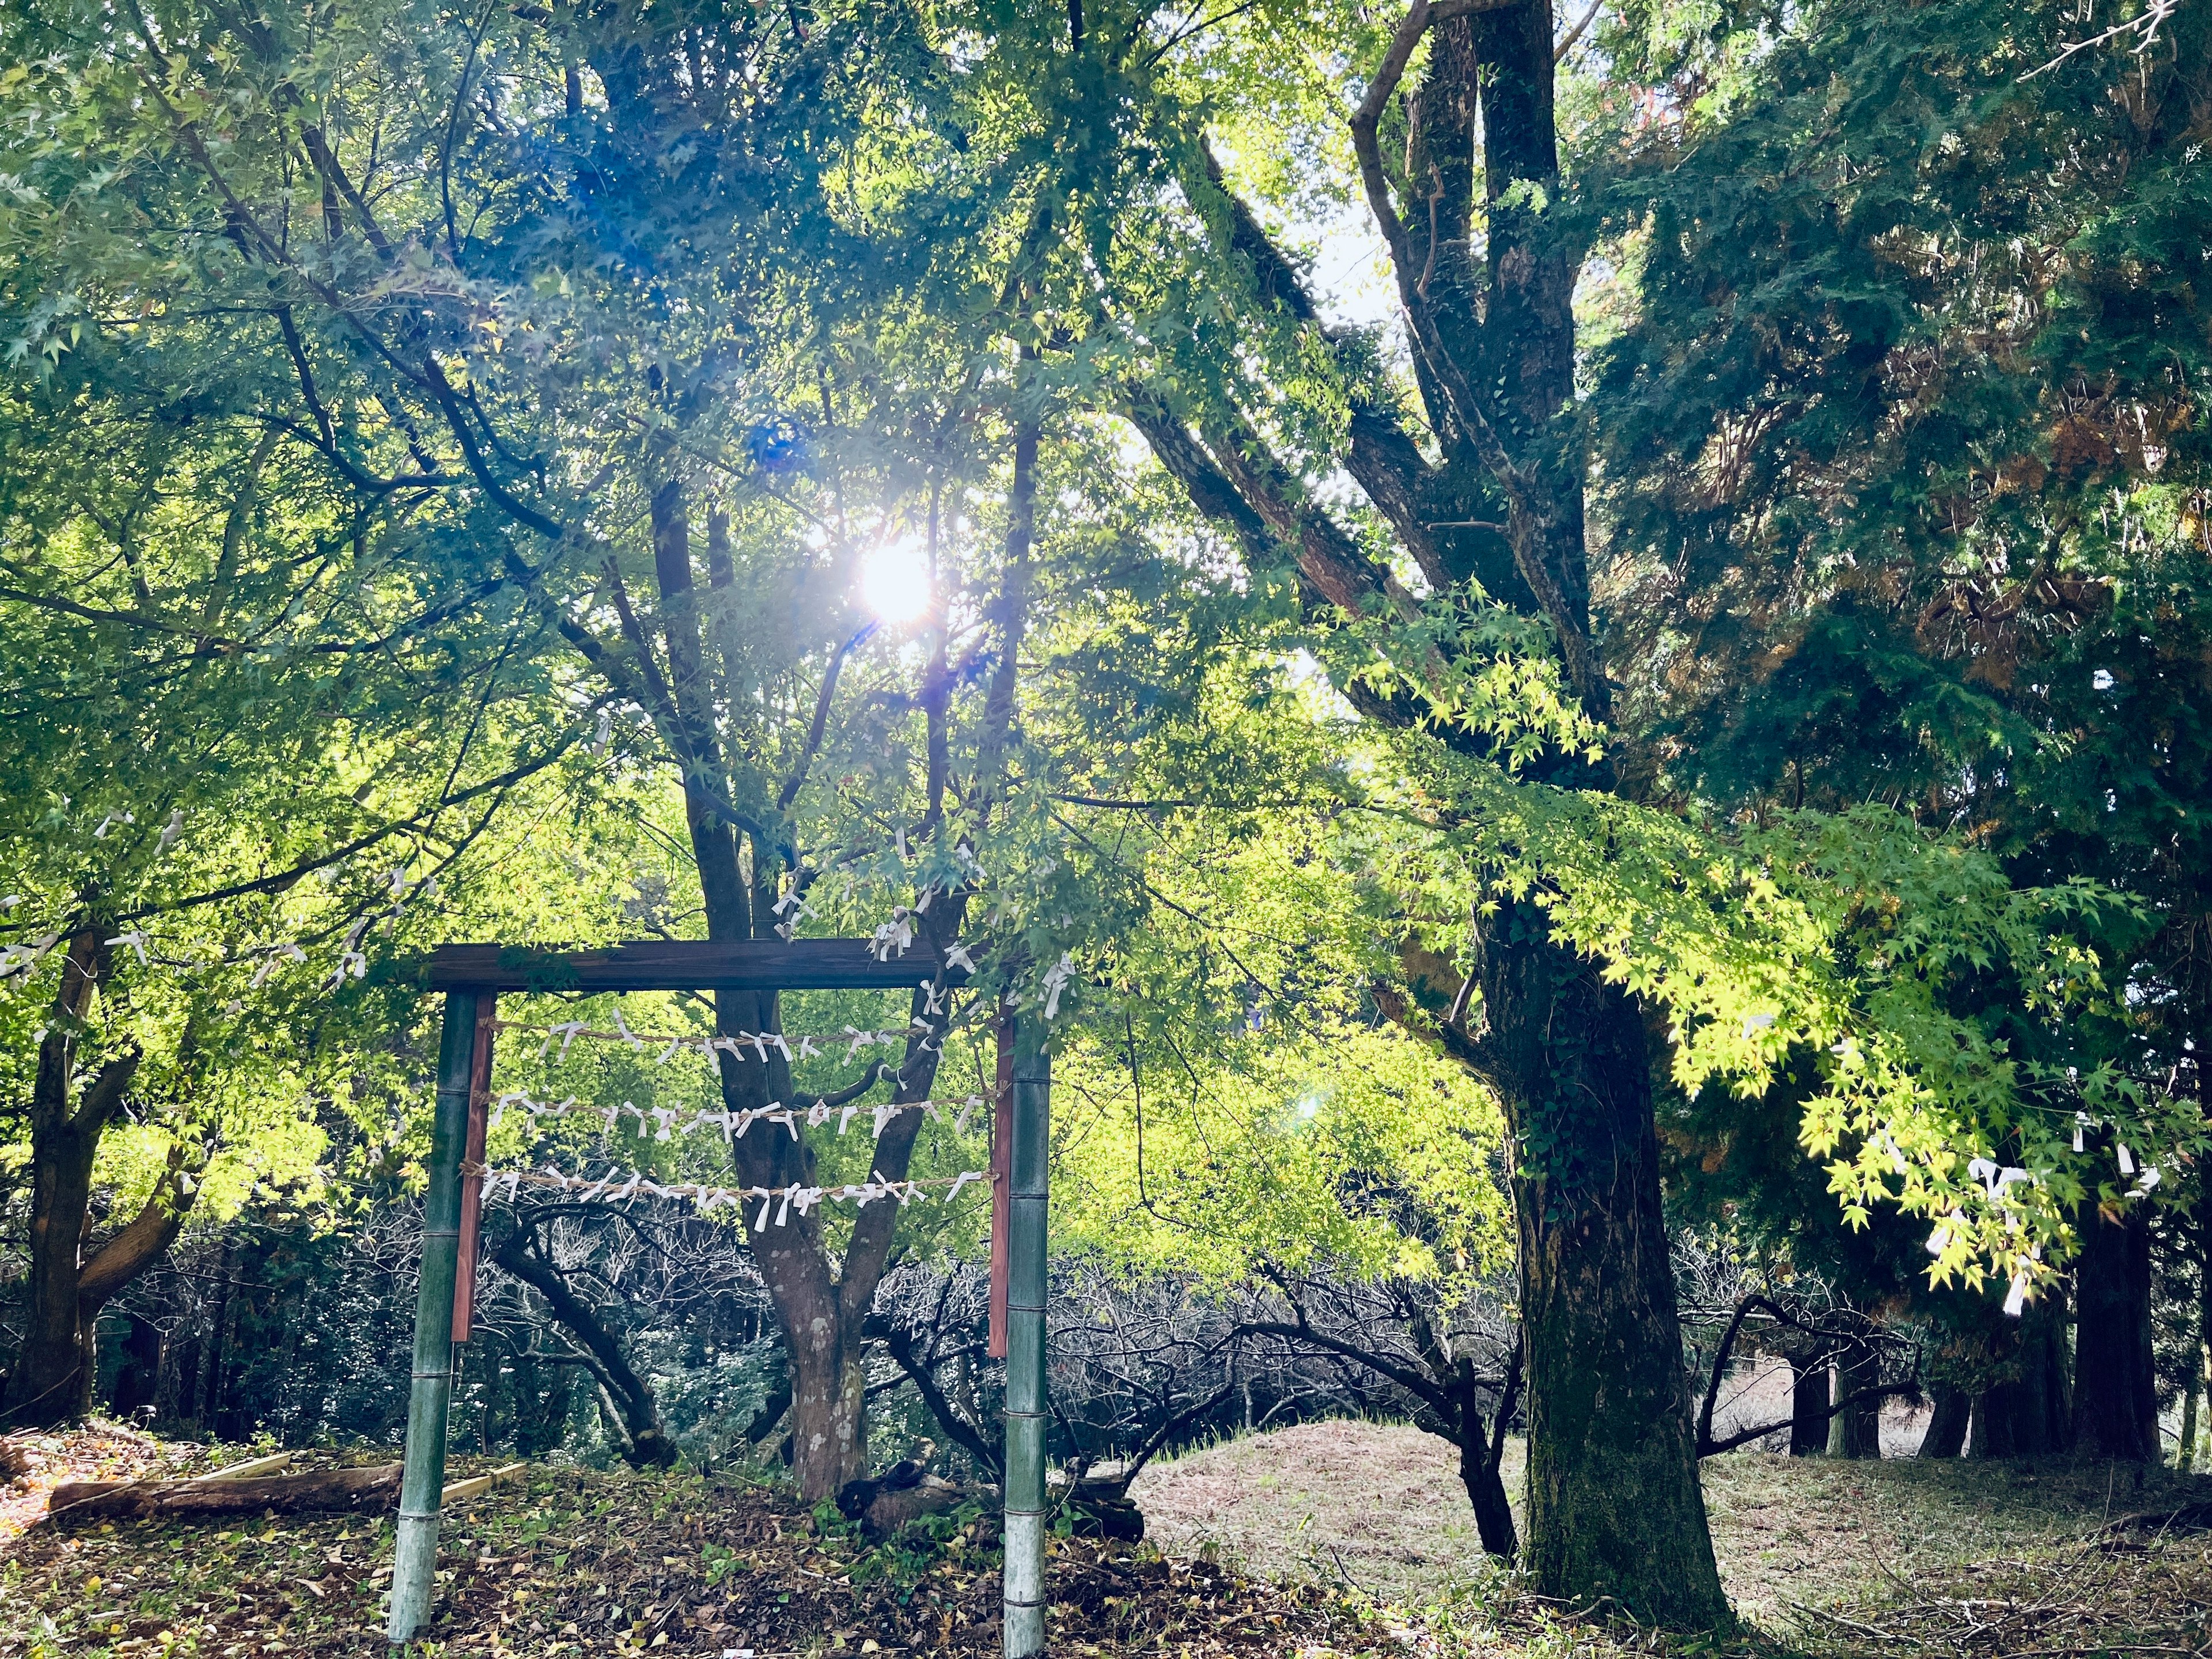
2,1420 -> 2209,1658
1135,1419 -> 2212,1650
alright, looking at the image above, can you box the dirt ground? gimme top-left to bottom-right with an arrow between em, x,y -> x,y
1132,1416 -> 2212,1623
5,1419 -> 2210,1657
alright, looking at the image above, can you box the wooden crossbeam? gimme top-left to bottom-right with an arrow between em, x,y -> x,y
420,938 -> 952,993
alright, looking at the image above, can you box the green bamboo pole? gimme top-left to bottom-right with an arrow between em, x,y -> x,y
388,988 -> 480,1645
1002,1029 -> 1050,1657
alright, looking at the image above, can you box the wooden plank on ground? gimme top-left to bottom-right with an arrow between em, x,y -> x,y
201,1451 -> 293,1481
440,1461 -> 530,1506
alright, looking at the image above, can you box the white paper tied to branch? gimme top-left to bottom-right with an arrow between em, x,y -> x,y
1041,953 -> 1075,1021
870,910 -> 916,961
590,706 -> 613,755
2003,1271 -> 2031,1318
248,942 -> 308,990
157,808 -> 184,853
2117,1142 -> 2135,1177
1965,1158 -> 2031,1201
943,942 -> 977,974
1876,1132 -> 1909,1176
103,929 -> 151,967
771,882 -> 820,940
0,932 -> 60,982
2074,1110 -> 2094,1153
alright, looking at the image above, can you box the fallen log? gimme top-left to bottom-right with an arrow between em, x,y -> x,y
1047,1469 -> 1144,1543
856,1474 -> 968,1538
48,1462 -> 401,1521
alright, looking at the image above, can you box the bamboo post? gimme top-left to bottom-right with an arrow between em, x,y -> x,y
452,995 -> 495,1342
1002,1025 -> 1050,1658
388,987 -> 483,1645
988,1020 -> 1014,1359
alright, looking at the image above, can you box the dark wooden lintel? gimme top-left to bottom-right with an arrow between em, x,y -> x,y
419,939 -> 952,994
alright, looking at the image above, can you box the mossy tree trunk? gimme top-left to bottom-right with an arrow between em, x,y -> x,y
1471,921 -> 1729,1625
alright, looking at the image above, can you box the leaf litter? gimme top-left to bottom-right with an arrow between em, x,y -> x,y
0,1444 -> 1393,1658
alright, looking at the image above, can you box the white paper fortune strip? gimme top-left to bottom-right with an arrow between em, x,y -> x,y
494,1018 -> 921,1061
486,1089 -> 989,1141
467,1161 -> 987,1225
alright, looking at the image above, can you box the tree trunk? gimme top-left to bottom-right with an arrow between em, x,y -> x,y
1445,5 -> 1724,1619
636,440 -> 1029,1502
1452,1354 -> 1518,1560
2009,1294 -> 2071,1455
1827,1345 -> 1881,1458
1457,1431 -> 1520,1561
2196,1161 -> 2212,1472
2073,1203 -> 2158,1459
1790,1353 -> 1832,1455
8,1109 -> 104,1424
1476,919 -> 1729,1627
1919,1385 -> 1970,1457
1144,0 -> 1728,1619
491,1225 -> 673,1469
3,931 -> 177,1429
1967,1386 -> 2016,1457
2181,1360 -> 2200,1474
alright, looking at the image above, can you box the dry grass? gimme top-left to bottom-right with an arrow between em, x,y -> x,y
1134,1418 -> 2212,1642
1132,1421 -> 1521,1605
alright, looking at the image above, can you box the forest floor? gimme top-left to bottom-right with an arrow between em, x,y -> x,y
0,1419 -> 2206,1659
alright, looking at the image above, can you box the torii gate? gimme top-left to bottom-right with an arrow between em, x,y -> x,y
386,939 -> 1051,1657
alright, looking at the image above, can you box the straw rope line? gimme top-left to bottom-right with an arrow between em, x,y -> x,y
488,1089 -> 992,1141
491,1014 -> 965,1067
467,1160 -> 989,1230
